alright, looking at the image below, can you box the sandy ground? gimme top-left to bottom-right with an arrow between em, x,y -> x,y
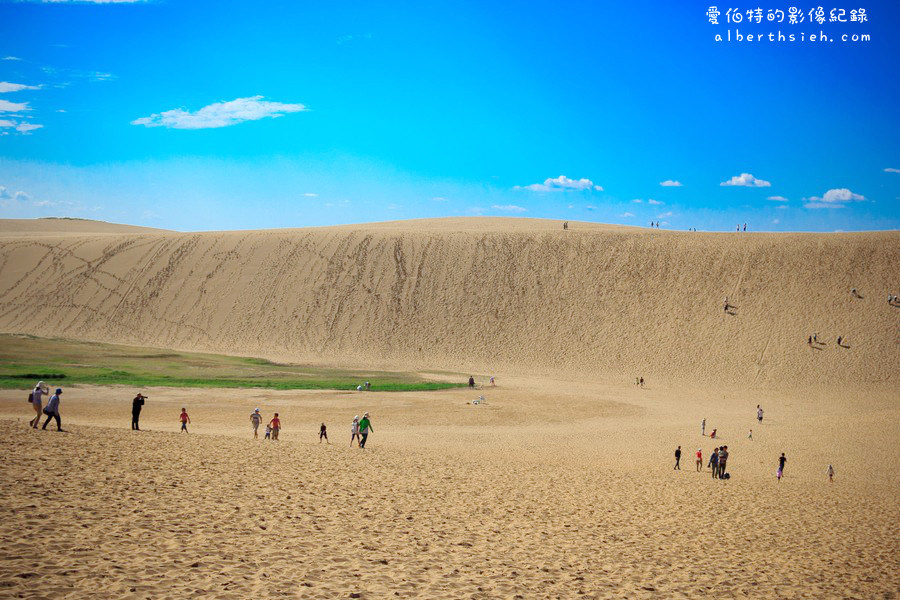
1,376 -> 897,599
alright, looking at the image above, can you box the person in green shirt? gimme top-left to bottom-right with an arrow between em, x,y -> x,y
358,412 -> 373,449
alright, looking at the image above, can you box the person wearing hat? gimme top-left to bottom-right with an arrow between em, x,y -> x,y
250,408 -> 262,439
350,415 -> 361,447
41,388 -> 63,431
132,392 -> 147,430
358,412 -> 373,449
29,380 -> 49,429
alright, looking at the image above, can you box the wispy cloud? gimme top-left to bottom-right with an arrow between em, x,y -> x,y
631,198 -> 642,204
515,175 -> 602,192
432,196 -> 448,202
2,57 -> 22,61
766,195 -> 789,202
0,99 -> 29,113
620,212 -> 635,218
492,204 -> 527,213
647,199 -> 663,205
39,0 -> 146,3
659,180 -> 682,187
657,211 -> 673,218
885,168 -> 900,174
303,192 -> 318,197
0,82 -> 41,93
804,188 -> 865,209
0,118 -> 42,134
131,96 -> 308,130
337,33 -> 373,45
720,173 -> 771,187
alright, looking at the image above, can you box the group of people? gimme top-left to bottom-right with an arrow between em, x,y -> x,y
27,381 -> 63,431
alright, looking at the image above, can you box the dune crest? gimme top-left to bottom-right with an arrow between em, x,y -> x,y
0,217 -> 896,389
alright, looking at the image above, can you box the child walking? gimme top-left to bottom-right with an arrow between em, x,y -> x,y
180,408 -> 191,433
269,413 -> 281,440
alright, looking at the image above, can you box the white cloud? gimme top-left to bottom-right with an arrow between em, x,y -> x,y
775,205 -> 788,210
41,0 -> 145,3
0,187 -> 31,204
303,192 -> 318,197
131,95 -> 308,129
647,199 -> 663,205
0,82 -> 41,93
0,99 -> 29,112
2,57 -> 22,61
766,195 -> 789,202
720,173 -> 771,187
620,212 -> 635,218
0,119 -> 42,134
631,199 -> 643,203
659,180 -> 682,187
432,196 -> 448,202
884,168 -> 900,174
585,204 -> 597,211
515,175 -> 602,192
804,188 -> 865,209
657,211 -> 673,218
492,204 -> 527,213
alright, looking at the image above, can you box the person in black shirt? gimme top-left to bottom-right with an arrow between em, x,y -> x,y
674,446 -> 682,470
132,393 -> 146,430
319,422 -> 328,443
778,453 -> 787,479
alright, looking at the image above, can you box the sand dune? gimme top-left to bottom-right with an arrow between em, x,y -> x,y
0,217 -> 171,237
0,217 -> 896,390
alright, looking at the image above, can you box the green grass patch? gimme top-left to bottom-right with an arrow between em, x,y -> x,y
0,335 -> 465,392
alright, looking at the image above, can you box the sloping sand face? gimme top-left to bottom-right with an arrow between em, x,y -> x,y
0,217 -> 898,597
0,217 -> 897,389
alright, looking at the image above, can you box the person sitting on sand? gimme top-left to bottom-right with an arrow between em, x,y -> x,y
251,408 -> 262,439
180,408 -> 191,433
709,447 -> 719,479
639,377 -> 644,388
319,422 -> 328,443
350,416 -> 361,447
41,388 -> 64,432
709,428 -> 716,439
269,413 -> 281,441
696,448 -> 703,472
29,380 -> 49,429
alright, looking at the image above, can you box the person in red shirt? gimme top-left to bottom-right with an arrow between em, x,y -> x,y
269,413 -> 281,440
180,408 -> 191,433
695,448 -> 703,471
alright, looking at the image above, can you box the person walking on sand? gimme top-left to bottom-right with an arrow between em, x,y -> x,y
41,388 -> 64,432
777,453 -> 786,481
358,412 -> 373,449
827,464 -> 834,483
717,446 -> 728,479
132,393 -> 146,431
748,429 -> 753,440
180,408 -> 191,433
29,381 -> 49,429
757,405 -> 763,424
837,335 -> 843,347
269,413 -> 281,441
701,418 -> 706,436
723,296 -> 729,312
696,448 -> 703,472
350,415 -> 361,447
250,408 -> 262,439
709,447 -> 719,479
674,446 -> 682,470
319,422 -> 328,443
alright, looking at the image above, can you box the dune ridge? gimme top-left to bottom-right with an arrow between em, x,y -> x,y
0,218 -> 897,389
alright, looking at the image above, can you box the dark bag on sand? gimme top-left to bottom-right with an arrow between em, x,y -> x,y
722,472 -> 731,480
28,392 -> 33,403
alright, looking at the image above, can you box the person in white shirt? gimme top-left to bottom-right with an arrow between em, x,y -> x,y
29,381 -> 49,429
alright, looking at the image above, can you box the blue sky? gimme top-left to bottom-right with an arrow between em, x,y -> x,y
1,0 -> 898,232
